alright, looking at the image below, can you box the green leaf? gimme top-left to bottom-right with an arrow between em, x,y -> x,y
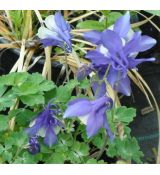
38,80 -> 55,92
0,73 -> 16,86
20,93 -> 45,106
6,131 -> 28,147
73,142 -> 89,157
145,10 -> 160,16
2,151 -> 12,162
27,72 -> 44,84
12,72 -> 29,85
0,144 -> 5,154
56,79 -> 79,102
65,79 -> 80,90
45,152 -> 66,163
0,84 -> 7,97
9,109 -> 36,126
79,78 -> 90,89
86,158 -> 105,164
27,73 -> 55,92
59,133 -> 73,147
56,87 -> 69,102
107,137 -> 143,163
66,141 -> 89,163
0,115 -> 9,131
86,158 -> 97,164
107,12 -> 122,26
13,82 -> 40,95
77,20 -> 105,31
92,133 -> 105,149
44,88 -> 57,102
14,152 -> 42,164
100,10 -> 111,16
67,151 -> 82,163
0,72 -> 28,86
0,89 -> 17,111
114,106 -> 136,124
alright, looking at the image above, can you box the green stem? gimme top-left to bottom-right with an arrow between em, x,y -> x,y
11,146 -> 23,163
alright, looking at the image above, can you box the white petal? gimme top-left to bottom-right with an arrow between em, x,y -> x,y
54,126 -> 61,134
79,114 -> 89,125
108,25 -> 114,30
37,26 -> 58,39
125,29 -> 134,42
29,119 -> 36,127
99,45 -> 109,57
38,127 -> 46,137
89,72 -> 95,78
129,52 -> 138,58
44,15 -> 59,31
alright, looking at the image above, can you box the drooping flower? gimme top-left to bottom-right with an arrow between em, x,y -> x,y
37,11 -> 72,53
28,137 -> 40,155
63,96 -> 114,141
26,102 -> 63,147
83,12 -> 157,96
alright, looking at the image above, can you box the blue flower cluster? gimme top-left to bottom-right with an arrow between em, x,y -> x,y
26,11 -> 156,154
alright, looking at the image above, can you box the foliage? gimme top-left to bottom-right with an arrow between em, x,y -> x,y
0,72 -> 142,163
145,10 -> 160,16
0,10 -> 153,164
77,20 -> 105,31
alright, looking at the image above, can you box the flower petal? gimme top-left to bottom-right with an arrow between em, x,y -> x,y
28,137 -> 40,155
113,11 -> 130,38
44,126 -> 57,147
92,81 -> 106,98
77,64 -> 93,81
83,30 -> 102,44
54,11 -> 71,32
85,50 -> 110,67
86,106 -> 106,138
102,30 -> 123,54
115,76 -> 131,96
138,35 -> 157,52
44,15 -> 59,31
37,26 -> 62,41
128,57 -> 156,68
26,124 -> 41,137
53,12 -> 72,47
64,99 -> 92,118
91,96 -> 111,111
123,31 -> 141,55
104,118 -> 114,141
40,38 -> 61,47
124,32 -> 157,54
79,114 -> 89,125
107,67 -> 120,87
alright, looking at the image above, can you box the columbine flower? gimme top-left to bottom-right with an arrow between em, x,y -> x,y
63,96 -> 114,141
37,11 -> 72,53
84,12 -> 157,96
84,12 -> 134,45
26,102 -> 63,147
28,137 -> 40,155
